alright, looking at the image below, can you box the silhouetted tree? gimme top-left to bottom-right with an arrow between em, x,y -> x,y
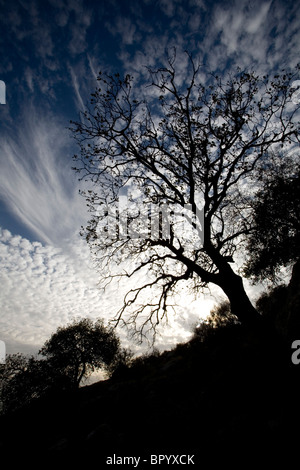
0,354 -> 29,409
39,318 -> 121,388
0,319 -> 125,413
71,51 -> 300,339
244,164 -> 300,282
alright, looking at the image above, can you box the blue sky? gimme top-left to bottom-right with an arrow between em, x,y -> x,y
0,0 -> 299,357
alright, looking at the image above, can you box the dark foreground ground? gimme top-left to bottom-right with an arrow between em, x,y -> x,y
1,318 -> 300,468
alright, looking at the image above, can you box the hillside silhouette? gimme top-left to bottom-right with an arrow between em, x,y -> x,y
1,262 -> 300,466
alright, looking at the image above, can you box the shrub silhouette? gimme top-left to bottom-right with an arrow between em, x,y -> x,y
193,300 -> 240,343
0,354 -> 57,413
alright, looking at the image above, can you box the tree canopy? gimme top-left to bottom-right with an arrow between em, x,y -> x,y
71,52 -> 300,339
39,318 -> 121,388
244,161 -> 300,282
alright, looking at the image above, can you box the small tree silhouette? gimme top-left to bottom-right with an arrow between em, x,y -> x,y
0,319 -> 126,413
39,318 -> 121,388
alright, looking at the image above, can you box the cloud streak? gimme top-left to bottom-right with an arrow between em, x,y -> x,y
0,105 -> 87,246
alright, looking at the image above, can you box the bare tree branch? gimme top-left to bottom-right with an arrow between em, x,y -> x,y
70,53 -> 300,338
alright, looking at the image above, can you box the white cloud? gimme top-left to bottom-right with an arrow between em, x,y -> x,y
24,67 -> 35,92
114,0 -> 300,81
158,0 -> 185,17
68,13 -> 92,56
0,105 -> 88,246
188,0 -> 294,76
0,228 -> 104,354
245,2 -> 272,34
0,228 -> 215,358
106,16 -> 139,46
69,64 -> 86,111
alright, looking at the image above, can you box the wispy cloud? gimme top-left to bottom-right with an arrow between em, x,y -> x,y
158,0 -> 180,17
105,16 -> 140,46
0,106 -> 87,246
69,64 -> 86,111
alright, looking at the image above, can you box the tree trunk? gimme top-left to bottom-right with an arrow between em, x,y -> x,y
202,241 -> 261,325
216,268 -> 261,325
